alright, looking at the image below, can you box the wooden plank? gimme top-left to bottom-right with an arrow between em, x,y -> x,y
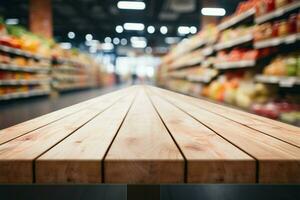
0,87 -> 133,145
0,88 -> 135,183
151,87 -> 300,183
104,87 -> 184,183
35,93 -> 136,183
147,90 -> 256,183
153,87 -> 300,148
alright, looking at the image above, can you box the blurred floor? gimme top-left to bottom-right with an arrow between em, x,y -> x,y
0,84 -> 127,130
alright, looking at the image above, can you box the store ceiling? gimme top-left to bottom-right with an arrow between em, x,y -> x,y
1,0 -> 241,48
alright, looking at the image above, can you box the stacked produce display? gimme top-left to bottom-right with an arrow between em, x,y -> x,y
0,18 -> 102,101
157,0 -> 300,126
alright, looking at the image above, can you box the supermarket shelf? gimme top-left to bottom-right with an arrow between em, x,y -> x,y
0,89 -> 50,101
214,60 -> 256,69
255,2 -> 300,24
218,9 -> 256,31
0,79 -> 51,86
171,57 -> 203,70
202,46 -> 214,57
171,40 -> 207,60
53,66 -> 85,73
215,34 -> 253,51
255,75 -> 300,87
187,74 -> 216,83
55,57 -> 87,68
254,33 -> 300,49
0,63 -> 50,73
0,45 -> 50,60
54,84 -> 94,92
53,75 -> 89,82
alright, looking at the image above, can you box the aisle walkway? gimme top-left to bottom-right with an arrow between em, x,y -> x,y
0,85 -> 125,129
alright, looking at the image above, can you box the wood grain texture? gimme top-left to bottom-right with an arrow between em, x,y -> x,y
147,90 -> 255,183
152,87 -> 300,148
151,87 -> 300,183
104,88 -> 184,183
35,93 -> 136,183
0,87 -> 133,145
0,89 -> 131,183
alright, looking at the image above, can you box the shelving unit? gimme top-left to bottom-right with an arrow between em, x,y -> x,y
0,79 -> 50,86
158,1 -> 300,126
218,8 -> 255,31
255,75 -> 300,87
0,43 -> 52,101
0,45 -> 51,61
214,60 -> 256,69
0,89 -> 50,101
215,34 -> 253,51
254,33 -> 300,49
51,57 -> 97,93
255,1 -> 300,24
0,63 -> 50,73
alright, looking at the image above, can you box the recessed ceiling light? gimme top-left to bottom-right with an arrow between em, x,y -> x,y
116,25 -> 124,33
178,26 -> 190,35
201,8 -> 226,16
113,38 -> 120,45
85,34 -> 93,41
160,26 -> 168,35
131,37 -> 147,48
68,32 -> 75,39
190,26 -> 197,34
124,23 -> 145,31
104,37 -> 112,43
117,1 -> 146,10
121,38 -> 128,45
132,40 -> 147,48
147,26 -> 155,34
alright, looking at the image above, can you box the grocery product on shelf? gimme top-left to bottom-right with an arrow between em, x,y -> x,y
262,53 -> 300,76
0,17 -> 103,100
201,70 -> 275,108
254,12 -> 300,42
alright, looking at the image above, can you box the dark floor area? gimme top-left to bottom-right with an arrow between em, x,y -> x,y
0,85 -> 126,129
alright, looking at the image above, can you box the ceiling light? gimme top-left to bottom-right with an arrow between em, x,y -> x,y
131,37 -> 147,48
85,34 -> 93,41
132,40 -> 147,48
124,23 -> 145,31
113,37 -> 120,45
67,32 -> 75,39
121,38 -> 128,45
160,26 -> 168,35
102,43 -> 114,51
5,18 -> 19,25
201,8 -> 226,16
59,42 -> 72,50
130,36 -> 146,43
190,26 -> 197,34
104,37 -> 112,43
116,25 -> 124,33
147,26 -> 155,34
117,1 -> 146,10
178,26 -> 190,35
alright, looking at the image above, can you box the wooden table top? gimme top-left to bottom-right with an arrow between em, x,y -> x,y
0,85 -> 299,184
